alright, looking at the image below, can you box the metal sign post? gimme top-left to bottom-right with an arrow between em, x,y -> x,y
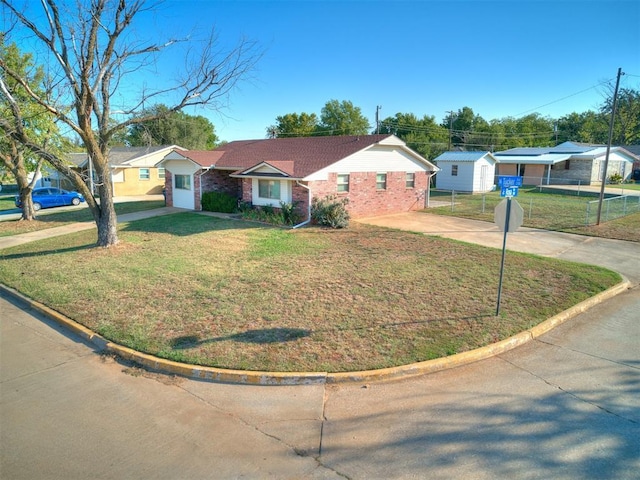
494,182 -> 524,316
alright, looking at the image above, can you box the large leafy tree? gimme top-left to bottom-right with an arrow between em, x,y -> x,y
0,38 -> 64,220
128,104 -> 219,149
0,0 -> 260,247
603,87 -> 640,145
555,111 -> 608,144
266,112 -> 318,138
379,112 -> 448,159
317,99 -> 370,136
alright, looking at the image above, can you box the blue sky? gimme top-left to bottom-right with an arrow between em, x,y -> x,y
7,0 -> 640,142
157,0 -> 640,142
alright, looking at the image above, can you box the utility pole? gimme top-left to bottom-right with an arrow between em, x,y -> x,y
376,105 -> 382,134
446,110 -> 455,150
596,67 -> 624,226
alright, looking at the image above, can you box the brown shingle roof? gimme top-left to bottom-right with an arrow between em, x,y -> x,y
173,150 -> 225,168
180,134 -> 394,177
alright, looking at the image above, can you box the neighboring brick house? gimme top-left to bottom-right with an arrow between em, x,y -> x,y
158,134 -> 439,222
493,142 -> 638,186
68,145 -> 186,196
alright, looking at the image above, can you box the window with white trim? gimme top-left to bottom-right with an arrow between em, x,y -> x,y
258,179 -> 281,199
157,167 -> 165,179
337,174 -> 350,192
174,174 -> 191,190
376,173 -> 387,190
405,172 -> 415,188
139,168 -> 150,180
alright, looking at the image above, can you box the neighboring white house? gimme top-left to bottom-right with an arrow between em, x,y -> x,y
493,142 -> 639,185
433,151 -> 497,192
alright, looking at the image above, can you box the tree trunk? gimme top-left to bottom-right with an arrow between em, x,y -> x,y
94,180 -> 119,247
18,188 -> 37,221
14,163 -> 37,221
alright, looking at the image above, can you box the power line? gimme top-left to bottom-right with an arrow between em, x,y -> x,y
513,78 -> 615,117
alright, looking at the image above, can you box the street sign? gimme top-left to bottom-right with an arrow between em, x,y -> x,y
500,186 -> 519,197
498,176 -> 523,188
494,196 -> 524,315
494,198 -> 523,232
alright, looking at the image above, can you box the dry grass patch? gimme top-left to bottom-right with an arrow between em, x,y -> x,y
0,212 -> 620,372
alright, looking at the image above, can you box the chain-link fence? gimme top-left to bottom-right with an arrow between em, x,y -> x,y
585,195 -> 640,225
429,188 -> 640,229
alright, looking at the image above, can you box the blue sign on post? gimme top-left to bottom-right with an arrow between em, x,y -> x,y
498,176 -> 522,198
498,176 -> 523,188
501,186 -> 519,197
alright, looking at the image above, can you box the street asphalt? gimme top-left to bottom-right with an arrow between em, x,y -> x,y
1,208 -> 639,479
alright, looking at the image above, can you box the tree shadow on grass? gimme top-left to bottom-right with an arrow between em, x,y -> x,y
170,328 -> 312,349
120,212 -> 262,237
0,243 -> 95,260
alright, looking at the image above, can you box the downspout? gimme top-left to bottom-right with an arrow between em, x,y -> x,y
292,180 -> 311,229
197,167 -> 213,211
425,171 -> 437,208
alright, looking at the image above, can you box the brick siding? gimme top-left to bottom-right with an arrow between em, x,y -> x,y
164,172 -> 173,206
310,171 -> 428,218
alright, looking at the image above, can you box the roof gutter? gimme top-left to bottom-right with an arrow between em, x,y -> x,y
292,180 -> 311,229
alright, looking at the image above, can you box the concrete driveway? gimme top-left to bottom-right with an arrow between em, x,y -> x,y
1,211 -> 639,479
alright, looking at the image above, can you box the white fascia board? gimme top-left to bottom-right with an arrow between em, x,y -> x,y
122,146 -> 186,167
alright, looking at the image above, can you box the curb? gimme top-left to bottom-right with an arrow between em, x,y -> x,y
0,279 -> 630,385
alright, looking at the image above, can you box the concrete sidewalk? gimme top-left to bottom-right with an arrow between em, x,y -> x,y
2,209 -> 639,479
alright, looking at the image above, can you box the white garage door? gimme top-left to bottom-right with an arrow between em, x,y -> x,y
172,174 -> 195,209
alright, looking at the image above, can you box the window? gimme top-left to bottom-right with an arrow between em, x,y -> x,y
139,168 -> 150,180
174,174 -> 191,190
258,179 -> 281,199
405,172 -> 415,188
157,167 -> 165,179
564,160 -> 571,170
337,174 -> 350,192
376,173 -> 387,190
451,165 -> 458,176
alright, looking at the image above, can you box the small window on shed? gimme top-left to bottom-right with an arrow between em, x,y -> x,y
451,165 -> 458,176
337,174 -> 350,192
564,160 -> 571,170
405,172 -> 415,188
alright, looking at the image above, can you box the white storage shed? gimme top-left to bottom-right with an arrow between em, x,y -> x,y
433,151 -> 497,192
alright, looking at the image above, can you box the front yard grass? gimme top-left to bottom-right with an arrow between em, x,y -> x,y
0,212 -> 621,373
0,199 -> 165,237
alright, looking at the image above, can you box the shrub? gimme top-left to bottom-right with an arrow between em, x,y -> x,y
279,201 -> 301,225
201,191 -> 237,213
311,195 -> 350,228
238,202 -> 302,226
608,173 -> 623,184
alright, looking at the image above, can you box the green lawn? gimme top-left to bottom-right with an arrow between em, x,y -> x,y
0,195 -> 16,212
0,199 -> 165,237
0,213 -> 620,372
428,188 -> 640,242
